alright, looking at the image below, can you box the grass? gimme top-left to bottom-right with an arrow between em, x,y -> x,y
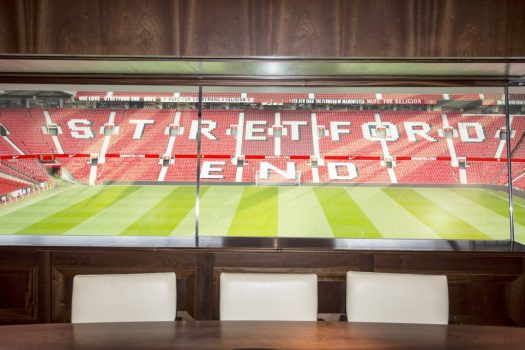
0,184 -> 522,243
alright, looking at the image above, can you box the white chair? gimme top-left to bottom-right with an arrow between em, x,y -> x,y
220,272 -> 318,321
71,272 -> 176,323
346,271 -> 449,324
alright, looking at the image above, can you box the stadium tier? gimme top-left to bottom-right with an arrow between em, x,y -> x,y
0,177 -> 30,196
1,106 -> 525,188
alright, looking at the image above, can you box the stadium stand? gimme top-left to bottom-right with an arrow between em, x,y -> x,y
48,108 -> 109,154
0,137 -> 17,155
278,110 -> 313,156
316,111 -> 383,156
58,158 -> 91,182
0,93 -> 524,186
0,177 -> 30,196
200,110 -> 239,155
0,159 -> 48,183
447,113 -> 504,157
97,158 -> 161,183
171,110 -> 198,154
318,160 -> 390,184
0,108 -> 54,154
379,111 -> 448,157
395,161 -> 459,184
242,110 -> 277,156
107,109 -> 174,155
314,93 -> 376,100
381,93 -> 443,101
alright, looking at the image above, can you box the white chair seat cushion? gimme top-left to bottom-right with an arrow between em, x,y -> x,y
346,271 -> 448,324
220,273 -> 317,321
72,272 -> 176,323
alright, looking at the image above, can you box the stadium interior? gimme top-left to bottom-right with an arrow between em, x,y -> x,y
2,0 -> 525,341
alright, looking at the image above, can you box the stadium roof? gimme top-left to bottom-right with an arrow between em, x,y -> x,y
0,55 -> 524,86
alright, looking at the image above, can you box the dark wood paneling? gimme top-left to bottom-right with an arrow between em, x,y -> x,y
1,246 -> 524,326
28,0 -> 180,55
0,250 -> 39,324
1,0 -> 524,57
0,0 -> 25,53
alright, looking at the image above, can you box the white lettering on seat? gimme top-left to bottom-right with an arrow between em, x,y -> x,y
404,122 -> 437,142
68,119 -> 94,139
458,122 -> 485,142
282,120 -> 308,140
330,121 -> 351,141
201,161 -> 225,179
327,162 -> 358,180
259,161 -> 296,179
245,121 -> 268,141
129,120 -> 155,139
190,120 -> 217,140
362,122 -> 399,141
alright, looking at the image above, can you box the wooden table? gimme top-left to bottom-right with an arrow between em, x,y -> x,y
1,321 -> 524,350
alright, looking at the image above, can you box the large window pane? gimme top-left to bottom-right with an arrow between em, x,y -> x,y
0,85 -> 197,237
198,87 -> 511,240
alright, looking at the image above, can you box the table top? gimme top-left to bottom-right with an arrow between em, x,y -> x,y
1,321 -> 525,350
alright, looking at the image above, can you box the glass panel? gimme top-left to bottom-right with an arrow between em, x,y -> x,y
509,86 -> 525,244
198,86 -> 510,240
0,85 -> 198,237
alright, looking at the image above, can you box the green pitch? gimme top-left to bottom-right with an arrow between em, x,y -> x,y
1,184 -> 524,243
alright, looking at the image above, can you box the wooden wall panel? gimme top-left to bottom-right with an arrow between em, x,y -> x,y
23,0 -> 180,55
0,250 -> 40,324
1,0 -> 524,57
0,0 -> 27,53
0,247 -> 524,326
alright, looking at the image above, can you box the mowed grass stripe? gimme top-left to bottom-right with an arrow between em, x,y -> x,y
227,187 -> 278,236
64,186 -> 174,236
347,187 -> 439,239
418,188 -> 510,240
0,186 -> 102,234
17,186 -> 139,235
190,186 -> 243,236
314,187 -> 381,238
277,187 -> 333,238
121,186 -> 203,236
454,188 -> 525,227
383,188 -> 490,240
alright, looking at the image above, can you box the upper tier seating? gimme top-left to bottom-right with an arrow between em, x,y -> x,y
379,111 -> 448,157
200,110 -> 239,155
315,93 -> 376,100
0,137 -> 18,155
107,109 -> 175,155
316,111 -> 383,157
381,93 -> 443,101
448,94 -> 481,101
0,108 -> 53,154
1,106 -> 524,186
242,110 -> 277,156
446,113 -> 504,158
47,108 -> 109,154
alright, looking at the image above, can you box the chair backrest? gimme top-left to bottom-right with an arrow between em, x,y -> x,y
346,271 -> 449,324
71,272 -> 176,323
220,272 -> 318,321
